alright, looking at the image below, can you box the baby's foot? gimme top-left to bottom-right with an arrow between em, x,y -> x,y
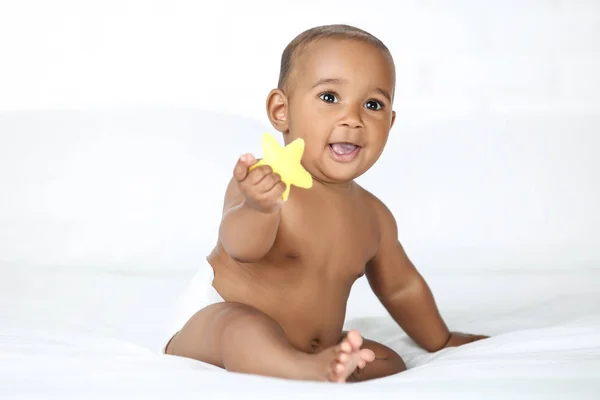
321,330 -> 375,383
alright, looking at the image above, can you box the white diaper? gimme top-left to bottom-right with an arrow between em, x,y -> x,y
161,259 -> 224,353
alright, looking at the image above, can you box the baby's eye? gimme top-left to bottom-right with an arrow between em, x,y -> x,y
365,100 -> 383,111
319,93 -> 338,103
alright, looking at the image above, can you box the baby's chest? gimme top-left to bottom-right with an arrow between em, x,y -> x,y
273,198 -> 380,275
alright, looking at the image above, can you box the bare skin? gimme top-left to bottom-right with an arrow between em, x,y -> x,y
166,37 -> 487,382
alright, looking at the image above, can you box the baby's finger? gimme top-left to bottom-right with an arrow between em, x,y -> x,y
256,172 -> 282,193
264,181 -> 287,201
246,165 -> 273,185
233,154 -> 256,182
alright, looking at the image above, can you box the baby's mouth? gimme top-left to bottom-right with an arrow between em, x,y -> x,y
329,143 -> 359,155
328,142 -> 361,162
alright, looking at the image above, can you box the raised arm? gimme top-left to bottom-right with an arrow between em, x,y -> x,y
219,154 -> 286,263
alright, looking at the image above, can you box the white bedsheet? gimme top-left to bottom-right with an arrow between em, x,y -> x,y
1,265 -> 599,399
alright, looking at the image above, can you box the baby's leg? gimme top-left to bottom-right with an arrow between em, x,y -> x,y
166,302 -> 375,382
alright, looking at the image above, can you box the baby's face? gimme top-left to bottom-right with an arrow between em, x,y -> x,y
284,38 -> 396,184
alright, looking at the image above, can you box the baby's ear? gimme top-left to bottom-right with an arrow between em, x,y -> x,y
266,88 -> 289,133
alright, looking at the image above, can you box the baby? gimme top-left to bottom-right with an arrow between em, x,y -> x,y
164,24 -> 487,383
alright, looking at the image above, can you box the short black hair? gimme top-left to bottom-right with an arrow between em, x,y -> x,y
277,24 -> 394,90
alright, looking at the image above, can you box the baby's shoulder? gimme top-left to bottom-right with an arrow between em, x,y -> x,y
355,184 -> 397,226
355,186 -> 400,248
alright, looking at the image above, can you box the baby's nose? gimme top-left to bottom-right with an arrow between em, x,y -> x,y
340,104 -> 364,129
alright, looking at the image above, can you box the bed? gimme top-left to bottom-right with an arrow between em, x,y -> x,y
1,109 -> 599,399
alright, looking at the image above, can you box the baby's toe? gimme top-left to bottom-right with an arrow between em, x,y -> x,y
336,352 -> 349,363
339,340 -> 352,353
360,348 -> 376,363
345,330 -> 364,351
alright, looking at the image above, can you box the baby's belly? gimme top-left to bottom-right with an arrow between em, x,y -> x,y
264,288 -> 349,353
213,263 -> 352,353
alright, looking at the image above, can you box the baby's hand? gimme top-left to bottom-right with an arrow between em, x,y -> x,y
233,153 -> 286,214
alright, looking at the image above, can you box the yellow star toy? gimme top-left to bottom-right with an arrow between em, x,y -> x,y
249,133 -> 313,201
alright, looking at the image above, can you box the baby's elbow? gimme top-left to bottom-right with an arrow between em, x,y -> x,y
222,244 -> 267,264
229,252 -> 264,264
219,234 -> 272,265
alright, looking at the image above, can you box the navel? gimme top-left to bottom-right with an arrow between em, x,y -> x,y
309,337 -> 321,352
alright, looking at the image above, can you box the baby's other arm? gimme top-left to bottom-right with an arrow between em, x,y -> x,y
365,194 -> 488,351
364,194 -> 452,352
219,154 -> 286,263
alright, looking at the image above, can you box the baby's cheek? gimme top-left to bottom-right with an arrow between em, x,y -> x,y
302,147 -> 322,166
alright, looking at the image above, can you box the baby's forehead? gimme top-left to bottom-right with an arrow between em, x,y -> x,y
296,37 -> 387,64
288,38 -> 395,86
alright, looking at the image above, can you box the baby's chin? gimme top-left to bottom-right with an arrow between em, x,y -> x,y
311,161 -> 368,185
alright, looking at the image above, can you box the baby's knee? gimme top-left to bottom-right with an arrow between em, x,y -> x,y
219,303 -> 282,337
219,302 -> 272,322
388,350 -> 407,373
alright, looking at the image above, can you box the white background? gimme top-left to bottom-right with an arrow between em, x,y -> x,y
0,0 -> 599,273
1,0 -> 599,122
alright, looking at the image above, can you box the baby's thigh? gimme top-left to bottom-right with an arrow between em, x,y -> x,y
166,302 -> 265,368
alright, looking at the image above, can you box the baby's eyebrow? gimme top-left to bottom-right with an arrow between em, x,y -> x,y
375,88 -> 392,103
311,78 -> 348,88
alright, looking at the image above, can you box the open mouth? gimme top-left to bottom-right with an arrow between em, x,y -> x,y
328,142 -> 361,162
